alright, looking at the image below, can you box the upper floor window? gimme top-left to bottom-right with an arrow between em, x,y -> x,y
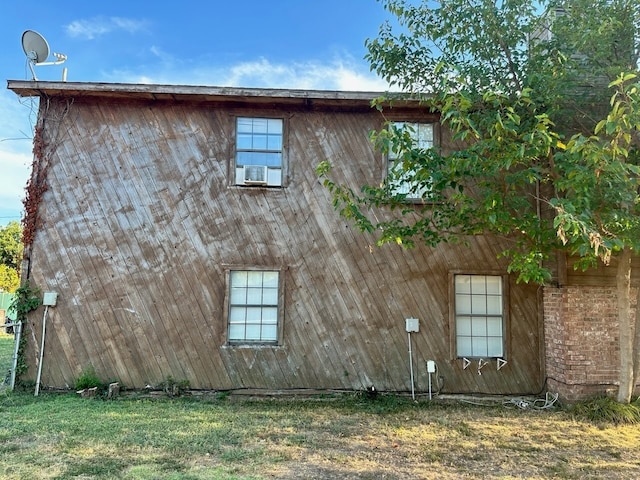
235,117 -> 283,187
454,274 -> 504,358
386,122 -> 435,199
228,270 -> 281,345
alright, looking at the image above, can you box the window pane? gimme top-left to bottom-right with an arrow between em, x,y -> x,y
472,337 -> 488,357
267,118 -> 283,134
263,152 -> 282,167
471,295 -> 487,314
456,317 -> 472,336
267,134 -> 282,151
455,275 -> 471,294
229,324 -> 245,341
487,317 -> 503,336
246,288 -> 263,304
229,306 -> 246,322
245,324 -> 261,340
236,151 -> 282,167
235,151 -> 252,166
486,296 -> 502,315
231,271 -> 247,287
263,271 -> 279,287
470,276 -> 487,294
471,317 -> 487,336
416,124 -> 434,148
262,288 -> 278,305
237,118 -> 254,133
261,324 -> 277,341
457,336 -> 472,357
487,337 -> 504,357
262,307 -> 278,323
486,276 -> 502,294
252,134 -> 268,150
246,307 -> 262,322
251,118 -> 269,134
230,288 -> 246,305
237,133 -> 253,149
247,271 -> 263,287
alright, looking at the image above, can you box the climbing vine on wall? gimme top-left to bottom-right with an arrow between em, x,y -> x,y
9,282 -> 42,379
22,125 -> 49,249
21,96 -> 73,254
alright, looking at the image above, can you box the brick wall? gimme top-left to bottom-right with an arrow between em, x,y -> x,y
543,285 -> 637,401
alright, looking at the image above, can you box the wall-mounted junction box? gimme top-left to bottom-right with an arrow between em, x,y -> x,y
405,317 -> 419,333
43,292 -> 58,307
426,360 -> 436,373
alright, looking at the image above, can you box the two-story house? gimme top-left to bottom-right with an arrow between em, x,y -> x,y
7,80 -> 635,400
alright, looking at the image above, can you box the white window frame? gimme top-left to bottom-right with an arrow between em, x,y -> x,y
386,122 -> 436,200
452,273 -> 507,359
234,117 -> 284,187
226,269 -> 283,345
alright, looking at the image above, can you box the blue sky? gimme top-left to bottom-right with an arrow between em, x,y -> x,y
0,0 -> 392,224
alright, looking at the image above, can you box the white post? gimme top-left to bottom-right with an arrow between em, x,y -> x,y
34,306 -> 49,396
408,332 -> 415,401
10,321 -> 22,390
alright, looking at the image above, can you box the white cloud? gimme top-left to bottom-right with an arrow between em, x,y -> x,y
65,17 -> 148,40
205,57 -> 389,91
113,53 -> 389,92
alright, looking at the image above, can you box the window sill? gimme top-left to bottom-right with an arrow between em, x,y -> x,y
222,343 -> 284,349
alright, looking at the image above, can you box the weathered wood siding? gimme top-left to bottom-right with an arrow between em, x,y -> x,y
22,92 -> 543,394
563,255 -> 640,286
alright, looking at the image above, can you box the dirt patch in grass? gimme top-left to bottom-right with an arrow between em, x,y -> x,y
226,401 -> 640,479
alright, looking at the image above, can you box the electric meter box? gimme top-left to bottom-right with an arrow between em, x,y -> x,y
405,317 -> 419,333
43,292 -> 58,307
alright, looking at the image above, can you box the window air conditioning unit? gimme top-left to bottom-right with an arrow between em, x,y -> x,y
243,165 -> 268,185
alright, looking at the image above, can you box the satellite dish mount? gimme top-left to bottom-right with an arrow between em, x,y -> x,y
22,30 -> 67,81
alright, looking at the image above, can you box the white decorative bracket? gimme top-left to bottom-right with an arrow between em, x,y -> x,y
462,357 -> 471,370
477,358 -> 489,375
497,358 -> 508,371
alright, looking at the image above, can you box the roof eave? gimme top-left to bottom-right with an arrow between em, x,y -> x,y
6,80 -> 428,110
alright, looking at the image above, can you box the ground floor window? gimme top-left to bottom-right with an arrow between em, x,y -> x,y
454,274 -> 504,358
228,270 -> 280,344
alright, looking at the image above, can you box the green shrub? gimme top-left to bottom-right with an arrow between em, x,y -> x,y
75,365 -> 103,390
568,396 -> 640,425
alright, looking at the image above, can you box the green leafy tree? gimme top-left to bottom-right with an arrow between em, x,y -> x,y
0,221 -> 23,292
318,0 -> 640,402
0,264 -> 20,293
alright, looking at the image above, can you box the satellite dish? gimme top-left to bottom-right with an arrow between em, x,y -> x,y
22,30 -> 50,64
21,30 -> 67,81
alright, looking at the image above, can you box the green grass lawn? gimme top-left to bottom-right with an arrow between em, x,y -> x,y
0,389 -> 639,480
